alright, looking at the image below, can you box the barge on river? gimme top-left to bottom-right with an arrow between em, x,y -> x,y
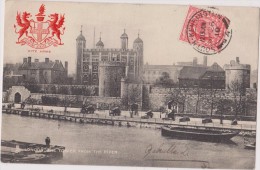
161,126 -> 239,142
1,140 -> 65,163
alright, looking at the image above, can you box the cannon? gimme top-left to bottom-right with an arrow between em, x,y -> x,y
81,105 -> 95,114
202,118 -> 213,124
231,119 -> 238,125
141,110 -> 153,119
179,116 -> 190,122
109,107 -> 121,116
86,105 -> 95,114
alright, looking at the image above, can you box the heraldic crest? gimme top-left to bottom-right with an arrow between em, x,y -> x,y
14,4 -> 65,49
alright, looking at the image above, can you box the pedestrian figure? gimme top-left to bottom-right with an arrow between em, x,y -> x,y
220,115 -> 224,124
45,137 -> 51,147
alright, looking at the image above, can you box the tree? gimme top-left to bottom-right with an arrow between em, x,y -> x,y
155,72 -> 177,87
165,88 -> 181,111
3,77 -> 15,91
24,95 -> 38,108
121,85 -> 142,110
165,88 -> 188,114
53,73 -> 67,84
142,85 -> 151,111
216,98 -> 233,124
244,89 -> 257,116
41,96 -> 59,106
202,85 -> 222,117
228,80 -> 245,118
180,87 -> 189,114
194,85 -> 203,114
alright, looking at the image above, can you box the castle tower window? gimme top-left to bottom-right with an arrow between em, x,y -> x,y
117,54 -> 120,61
83,65 -> 89,72
93,65 -> 98,71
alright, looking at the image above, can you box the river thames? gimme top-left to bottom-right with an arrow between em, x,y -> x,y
1,114 -> 255,169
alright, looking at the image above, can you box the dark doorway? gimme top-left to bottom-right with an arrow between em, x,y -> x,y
14,93 -> 21,103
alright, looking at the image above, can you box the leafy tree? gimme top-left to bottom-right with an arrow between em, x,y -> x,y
202,88 -> 222,117
121,85 -> 142,110
228,80 -> 246,118
194,86 -> 203,114
244,89 -> 257,116
41,96 -> 59,106
216,98 -> 233,123
24,95 -> 38,107
3,77 -> 15,91
142,85 -> 151,111
155,72 -> 177,87
164,87 -> 189,114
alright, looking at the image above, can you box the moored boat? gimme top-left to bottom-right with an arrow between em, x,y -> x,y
161,126 -> 239,142
1,140 -> 65,163
244,142 -> 256,150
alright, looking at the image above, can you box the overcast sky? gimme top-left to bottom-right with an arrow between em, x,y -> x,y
4,1 -> 259,74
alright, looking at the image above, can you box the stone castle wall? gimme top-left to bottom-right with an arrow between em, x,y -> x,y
145,86 -> 257,116
30,93 -> 121,109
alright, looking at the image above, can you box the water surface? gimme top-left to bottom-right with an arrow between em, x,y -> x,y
1,114 -> 255,169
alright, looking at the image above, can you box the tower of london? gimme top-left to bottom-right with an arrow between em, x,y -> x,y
76,28 -> 144,97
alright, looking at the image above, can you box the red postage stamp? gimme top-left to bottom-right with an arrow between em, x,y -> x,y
14,4 -> 65,49
180,6 -> 232,55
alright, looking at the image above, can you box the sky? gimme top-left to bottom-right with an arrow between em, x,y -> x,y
4,1 -> 260,74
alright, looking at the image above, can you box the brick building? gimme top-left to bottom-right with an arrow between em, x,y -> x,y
19,57 -> 68,84
143,56 -> 208,84
178,63 -> 225,89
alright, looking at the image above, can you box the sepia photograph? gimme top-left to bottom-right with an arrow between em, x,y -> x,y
1,0 -> 259,169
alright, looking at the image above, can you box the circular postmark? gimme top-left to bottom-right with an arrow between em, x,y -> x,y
186,9 -> 232,55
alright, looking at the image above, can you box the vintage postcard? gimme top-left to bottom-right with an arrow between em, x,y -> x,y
1,0 -> 259,169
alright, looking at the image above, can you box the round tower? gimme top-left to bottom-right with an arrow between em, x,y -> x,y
120,29 -> 128,50
76,26 -> 86,84
224,57 -> 251,90
99,61 -> 126,97
133,33 -> 144,82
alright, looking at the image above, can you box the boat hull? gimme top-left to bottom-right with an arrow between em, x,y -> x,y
244,144 -> 256,150
161,126 -> 239,142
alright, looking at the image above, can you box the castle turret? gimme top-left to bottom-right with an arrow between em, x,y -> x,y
224,57 -> 251,90
96,36 -> 104,50
120,29 -> 128,50
133,33 -> 143,82
76,26 -> 86,84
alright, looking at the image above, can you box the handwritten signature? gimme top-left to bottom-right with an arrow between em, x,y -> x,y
144,143 -> 189,159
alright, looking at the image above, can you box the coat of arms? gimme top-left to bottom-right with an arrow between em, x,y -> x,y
14,4 -> 65,49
